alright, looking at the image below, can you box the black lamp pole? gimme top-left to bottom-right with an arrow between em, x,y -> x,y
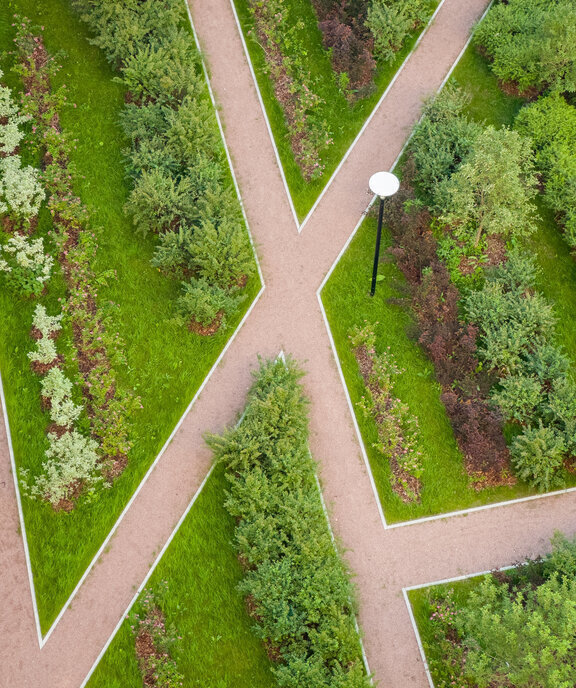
370,196 -> 385,297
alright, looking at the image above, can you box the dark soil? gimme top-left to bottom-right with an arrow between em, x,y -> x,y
30,356 -> 62,376
188,310 -> 223,336
46,423 -> 69,438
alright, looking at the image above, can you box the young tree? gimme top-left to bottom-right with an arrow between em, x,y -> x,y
441,127 -> 538,248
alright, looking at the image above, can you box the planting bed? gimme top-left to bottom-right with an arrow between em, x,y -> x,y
0,0 -> 259,632
322,28 -> 576,523
87,357 -> 369,687
409,533 -> 576,687
232,0 -> 439,220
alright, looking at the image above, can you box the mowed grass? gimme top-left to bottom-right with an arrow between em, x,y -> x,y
322,43 -> 576,523
0,0 -> 260,632
86,464 -> 274,688
232,0 -> 439,221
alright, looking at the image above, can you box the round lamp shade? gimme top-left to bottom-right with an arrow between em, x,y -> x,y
369,171 -> 400,198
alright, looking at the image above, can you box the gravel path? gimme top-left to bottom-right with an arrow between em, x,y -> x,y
2,0 -> 574,685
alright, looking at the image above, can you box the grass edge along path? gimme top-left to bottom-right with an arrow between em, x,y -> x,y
321,41 -> 576,524
84,463 -> 275,688
0,0 -> 260,633
231,0 -> 440,221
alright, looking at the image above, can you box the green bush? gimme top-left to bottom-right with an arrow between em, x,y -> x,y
490,374 -> 542,425
515,94 -> 576,249
366,0 -> 429,63
175,278 -> 244,329
510,421 -> 565,491
73,0 -> 254,323
454,573 -> 576,687
209,358 -> 370,688
474,0 -> 576,95
406,85 -> 481,209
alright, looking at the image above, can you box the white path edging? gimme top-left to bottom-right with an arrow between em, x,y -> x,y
227,0 -> 300,230
315,0 -> 576,532
298,0 -> 449,234
228,0 -> 448,233
1,0 -> 266,649
0,371 -> 43,647
78,463 -> 216,688
402,562 -> 517,688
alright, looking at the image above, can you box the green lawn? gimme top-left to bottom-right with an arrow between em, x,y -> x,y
86,464 -> 274,688
0,0 -> 260,632
232,0 -> 439,221
321,42 -> 576,524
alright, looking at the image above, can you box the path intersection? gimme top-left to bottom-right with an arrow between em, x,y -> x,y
2,0 -> 576,685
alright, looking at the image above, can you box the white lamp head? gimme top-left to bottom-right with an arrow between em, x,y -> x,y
369,171 -> 400,198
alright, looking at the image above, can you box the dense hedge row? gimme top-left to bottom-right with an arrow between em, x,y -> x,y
209,358 -> 370,688
404,85 -> 576,490
72,0 -> 254,330
427,533 -> 576,687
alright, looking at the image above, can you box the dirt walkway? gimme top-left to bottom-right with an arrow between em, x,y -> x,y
3,0 -> 574,685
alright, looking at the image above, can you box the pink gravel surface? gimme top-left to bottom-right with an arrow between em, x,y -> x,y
2,0 -> 575,685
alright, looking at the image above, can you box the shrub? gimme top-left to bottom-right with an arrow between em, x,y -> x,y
41,367 -> 83,428
0,234 -> 53,297
72,0 -> 185,68
510,422 -> 565,491
454,573 -> 576,687
0,71 -> 28,155
125,168 -> 195,235
209,358 -> 370,687
27,337 -> 58,366
0,155 -> 45,223
547,377 -> 576,456
515,94 -> 576,249
407,86 -> 481,210
317,18 -> 375,95
366,0 -> 428,63
441,390 -> 510,477
118,29 -> 202,106
440,127 -> 538,248
490,374 -> 542,425
175,278 -> 244,329
32,304 -> 63,339
22,429 -> 101,505
474,0 -> 576,95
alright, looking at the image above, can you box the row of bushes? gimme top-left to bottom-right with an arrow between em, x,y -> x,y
245,0 -> 332,180
474,0 -> 576,253
426,533 -> 576,688
311,0 -> 430,96
382,168 -> 511,483
72,0 -> 254,330
404,85 -> 576,490
3,22 -> 139,507
209,357 -> 370,688
350,322 -> 423,501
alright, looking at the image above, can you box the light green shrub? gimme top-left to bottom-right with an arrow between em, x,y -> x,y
41,368 -> 83,428
0,156 -> 45,222
0,233 -> 53,297
367,0 -> 429,62
32,304 -> 63,338
23,430 -> 101,505
27,337 -> 58,366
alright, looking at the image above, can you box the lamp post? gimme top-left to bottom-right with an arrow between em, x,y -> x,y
369,171 -> 400,297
